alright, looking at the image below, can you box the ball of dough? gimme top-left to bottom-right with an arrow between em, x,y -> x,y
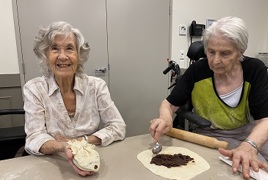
68,139 -> 100,172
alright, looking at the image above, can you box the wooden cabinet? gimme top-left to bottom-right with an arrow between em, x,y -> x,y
0,74 -> 24,128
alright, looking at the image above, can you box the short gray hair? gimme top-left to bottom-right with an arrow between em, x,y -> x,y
203,16 -> 248,55
33,21 -> 90,76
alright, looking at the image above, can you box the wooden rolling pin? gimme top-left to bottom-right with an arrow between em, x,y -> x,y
165,128 -> 228,149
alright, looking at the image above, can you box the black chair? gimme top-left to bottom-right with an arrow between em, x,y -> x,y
186,40 -> 207,63
0,109 -> 28,160
164,41 -> 211,131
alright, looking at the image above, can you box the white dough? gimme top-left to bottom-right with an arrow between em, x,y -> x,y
68,139 -> 100,172
137,146 -> 210,180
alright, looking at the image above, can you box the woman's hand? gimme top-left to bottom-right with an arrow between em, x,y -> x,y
54,134 -> 86,143
218,142 -> 268,179
149,118 -> 172,142
55,135 -> 96,176
149,99 -> 178,142
54,135 -> 71,142
65,146 -> 95,176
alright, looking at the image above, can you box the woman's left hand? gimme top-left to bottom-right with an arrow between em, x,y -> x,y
54,135 -> 84,142
218,142 -> 268,179
54,135 -> 71,142
65,146 -> 95,176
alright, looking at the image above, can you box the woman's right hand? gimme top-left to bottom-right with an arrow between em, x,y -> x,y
64,146 -> 95,176
149,99 -> 177,142
149,117 -> 172,142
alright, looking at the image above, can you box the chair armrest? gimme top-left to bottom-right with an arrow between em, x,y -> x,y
0,109 -> 25,115
176,108 -> 211,128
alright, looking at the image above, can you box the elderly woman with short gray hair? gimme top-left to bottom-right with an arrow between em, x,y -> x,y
149,16 -> 268,179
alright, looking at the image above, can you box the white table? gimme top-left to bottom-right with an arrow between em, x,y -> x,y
0,134 -> 245,180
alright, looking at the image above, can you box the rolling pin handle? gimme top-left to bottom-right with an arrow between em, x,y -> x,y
165,128 -> 229,150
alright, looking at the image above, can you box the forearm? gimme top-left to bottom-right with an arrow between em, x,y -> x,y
159,99 -> 178,123
93,122 -> 126,146
149,99 -> 178,141
219,118 -> 268,179
246,118 -> 268,150
85,135 -> 101,145
39,140 -> 66,154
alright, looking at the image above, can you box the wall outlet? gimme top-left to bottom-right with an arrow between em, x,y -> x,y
179,25 -> 187,36
179,60 -> 185,68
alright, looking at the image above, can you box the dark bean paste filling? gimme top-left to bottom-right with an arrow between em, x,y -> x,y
150,153 -> 195,168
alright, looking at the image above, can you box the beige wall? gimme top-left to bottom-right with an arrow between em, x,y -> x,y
171,0 -> 268,68
1,0 -> 268,73
0,0 -> 19,74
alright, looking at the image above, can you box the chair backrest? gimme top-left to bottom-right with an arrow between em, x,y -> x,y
187,41 -> 206,62
173,41 -> 211,130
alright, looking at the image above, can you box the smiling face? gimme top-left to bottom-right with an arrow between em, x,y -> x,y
46,34 -> 78,80
206,34 -> 242,75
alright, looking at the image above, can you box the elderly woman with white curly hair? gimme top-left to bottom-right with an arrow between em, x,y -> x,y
23,21 -> 126,176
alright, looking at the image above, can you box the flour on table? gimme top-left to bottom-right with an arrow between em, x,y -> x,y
137,146 -> 210,180
67,139 -> 100,172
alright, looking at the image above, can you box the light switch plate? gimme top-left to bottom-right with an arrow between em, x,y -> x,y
179,25 -> 187,36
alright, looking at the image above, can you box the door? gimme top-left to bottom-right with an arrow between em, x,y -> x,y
13,0 -> 171,137
13,0 -> 109,84
107,0 -> 170,136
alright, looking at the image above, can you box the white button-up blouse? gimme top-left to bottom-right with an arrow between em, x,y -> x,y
23,74 -> 126,155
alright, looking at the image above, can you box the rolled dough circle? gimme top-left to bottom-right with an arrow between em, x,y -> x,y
137,146 -> 210,180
